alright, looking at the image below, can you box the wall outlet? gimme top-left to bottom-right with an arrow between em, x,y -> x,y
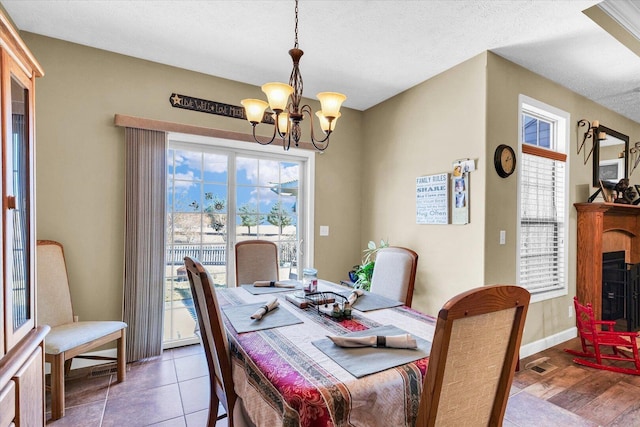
319,225 -> 329,236
568,305 -> 573,318
499,230 -> 506,245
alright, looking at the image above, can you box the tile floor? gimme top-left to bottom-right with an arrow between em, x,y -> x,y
46,341 -> 601,426
46,344 -> 226,427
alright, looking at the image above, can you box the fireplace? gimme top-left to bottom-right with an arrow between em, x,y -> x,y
575,202 -> 640,323
602,250 -> 640,331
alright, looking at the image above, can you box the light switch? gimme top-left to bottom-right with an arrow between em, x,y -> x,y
499,230 -> 506,245
319,225 -> 329,236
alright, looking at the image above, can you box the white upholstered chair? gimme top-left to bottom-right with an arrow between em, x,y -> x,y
36,240 -> 127,420
235,240 -> 279,286
184,256 -> 253,427
369,247 -> 418,306
416,285 -> 530,426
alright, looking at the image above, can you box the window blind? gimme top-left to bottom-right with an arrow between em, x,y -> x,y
123,127 -> 167,361
519,152 -> 565,293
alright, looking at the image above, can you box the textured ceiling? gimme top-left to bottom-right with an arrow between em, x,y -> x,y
2,0 -> 640,124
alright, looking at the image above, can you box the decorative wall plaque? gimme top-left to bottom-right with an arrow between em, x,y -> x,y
169,93 -> 274,124
416,173 -> 449,225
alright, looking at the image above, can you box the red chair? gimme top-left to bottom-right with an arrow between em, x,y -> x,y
565,296 -> 640,375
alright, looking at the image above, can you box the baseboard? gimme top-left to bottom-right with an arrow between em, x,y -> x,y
519,327 -> 577,359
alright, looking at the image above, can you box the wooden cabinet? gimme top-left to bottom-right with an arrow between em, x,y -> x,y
575,202 -> 640,322
0,327 -> 48,427
0,9 -> 48,427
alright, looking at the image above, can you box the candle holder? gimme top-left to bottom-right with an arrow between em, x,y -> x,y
577,119 -> 605,165
630,142 -> 640,176
303,291 -> 352,320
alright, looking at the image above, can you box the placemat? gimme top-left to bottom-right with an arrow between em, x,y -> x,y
338,290 -> 403,311
312,324 -> 431,378
241,280 -> 301,295
222,302 -> 303,333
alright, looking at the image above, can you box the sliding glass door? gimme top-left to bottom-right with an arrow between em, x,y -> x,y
164,136 -> 310,347
235,156 -> 300,280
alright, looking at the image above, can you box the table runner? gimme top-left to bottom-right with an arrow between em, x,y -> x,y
218,283 -> 436,426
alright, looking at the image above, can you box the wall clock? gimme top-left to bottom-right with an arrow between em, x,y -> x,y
494,144 -> 516,178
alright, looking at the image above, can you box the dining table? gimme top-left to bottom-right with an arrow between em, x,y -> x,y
217,279 -> 436,427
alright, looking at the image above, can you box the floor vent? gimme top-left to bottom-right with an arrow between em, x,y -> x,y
524,356 -> 557,376
88,364 -> 122,378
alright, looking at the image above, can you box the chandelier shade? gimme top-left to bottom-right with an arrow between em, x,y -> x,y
316,111 -> 340,132
262,82 -> 294,112
240,0 -> 346,151
241,99 -> 269,123
317,92 -> 347,118
275,112 -> 290,135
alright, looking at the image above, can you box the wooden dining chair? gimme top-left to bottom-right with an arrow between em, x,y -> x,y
184,256 -> 253,427
416,284 -> 530,427
369,246 -> 418,306
36,240 -> 127,420
235,240 -> 279,286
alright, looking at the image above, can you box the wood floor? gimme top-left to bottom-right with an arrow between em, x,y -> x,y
511,337 -> 640,426
45,337 -> 640,426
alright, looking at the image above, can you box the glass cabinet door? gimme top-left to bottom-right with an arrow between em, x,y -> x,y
4,57 -> 35,349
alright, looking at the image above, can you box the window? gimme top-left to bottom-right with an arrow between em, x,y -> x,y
518,96 -> 569,302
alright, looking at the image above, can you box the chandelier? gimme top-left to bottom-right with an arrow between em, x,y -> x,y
241,0 -> 346,151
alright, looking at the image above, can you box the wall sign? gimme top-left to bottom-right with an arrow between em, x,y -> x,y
169,93 -> 274,124
416,173 -> 449,224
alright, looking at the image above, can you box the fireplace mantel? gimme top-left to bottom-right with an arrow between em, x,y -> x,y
575,202 -> 640,321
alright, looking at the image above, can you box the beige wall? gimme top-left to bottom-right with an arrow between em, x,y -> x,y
23,30 -> 640,351
362,50 -> 640,348
485,52 -> 640,346
24,32 -> 363,322
361,54 -> 488,316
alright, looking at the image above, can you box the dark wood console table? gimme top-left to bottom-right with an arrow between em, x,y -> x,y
575,202 -> 640,321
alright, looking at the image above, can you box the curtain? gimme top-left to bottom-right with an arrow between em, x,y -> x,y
123,127 -> 167,361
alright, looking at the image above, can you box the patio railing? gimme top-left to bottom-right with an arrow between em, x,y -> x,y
166,242 -> 297,266
167,245 -> 226,265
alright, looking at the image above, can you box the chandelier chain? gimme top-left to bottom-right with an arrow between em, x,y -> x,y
294,0 -> 299,49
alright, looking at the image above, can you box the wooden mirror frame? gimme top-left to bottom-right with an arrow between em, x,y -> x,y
593,125 -> 629,188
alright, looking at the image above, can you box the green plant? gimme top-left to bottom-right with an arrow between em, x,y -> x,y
266,201 -> 293,233
238,204 -> 264,235
352,239 -> 388,291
